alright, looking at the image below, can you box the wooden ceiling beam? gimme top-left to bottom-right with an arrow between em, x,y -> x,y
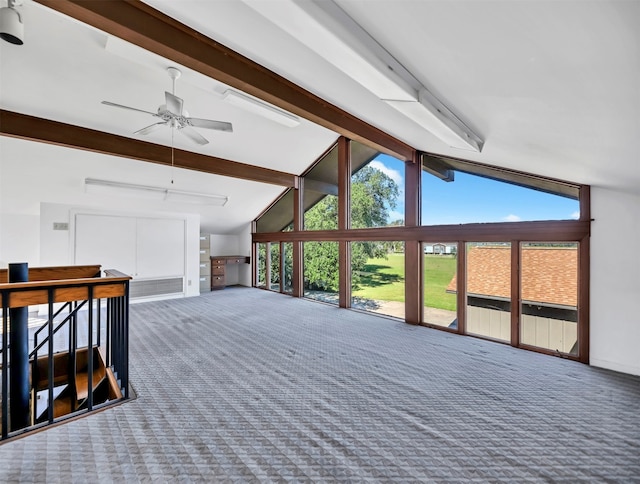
34,0 -> 415,162
0,110 -> 297,187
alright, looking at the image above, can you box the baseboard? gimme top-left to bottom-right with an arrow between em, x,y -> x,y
590,357 -> 640,377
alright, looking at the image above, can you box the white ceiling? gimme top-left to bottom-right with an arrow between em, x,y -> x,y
1,0 -> 639,233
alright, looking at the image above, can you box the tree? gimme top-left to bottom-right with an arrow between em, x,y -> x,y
303,165 -> 399,292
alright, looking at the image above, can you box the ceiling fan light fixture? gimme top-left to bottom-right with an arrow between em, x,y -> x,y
0,0 -> 24,46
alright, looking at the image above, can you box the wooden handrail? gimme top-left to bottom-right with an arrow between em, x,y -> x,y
0,265 -> 102,283
0,267 -> 132,309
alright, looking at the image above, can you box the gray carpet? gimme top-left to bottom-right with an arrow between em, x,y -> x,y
1,287 -> 639,482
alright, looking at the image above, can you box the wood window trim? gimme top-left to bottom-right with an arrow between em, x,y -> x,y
252,219 -> 590,244
338,138 -> 351,308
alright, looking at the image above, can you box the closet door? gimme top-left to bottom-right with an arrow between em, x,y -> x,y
74,214 -> 137,276
135,217 -> 185,279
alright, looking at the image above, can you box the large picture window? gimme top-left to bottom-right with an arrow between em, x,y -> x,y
253,137 -> 589,364
421,155 -> 580,225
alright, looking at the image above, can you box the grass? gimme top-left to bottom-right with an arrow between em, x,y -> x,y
352,253 -> 457,310
422,255 -> 457,311
353,253 -> 405,302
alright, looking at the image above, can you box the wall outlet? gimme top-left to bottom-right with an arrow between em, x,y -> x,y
188,280 -> 192,286
53,222 -> 69,231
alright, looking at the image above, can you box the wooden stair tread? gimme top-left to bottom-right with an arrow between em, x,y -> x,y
52,395 -> 74,418
75,367 -> 106,401
33,347 -> 93,391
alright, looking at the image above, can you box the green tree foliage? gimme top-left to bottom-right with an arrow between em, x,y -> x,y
303,165 -> 399,292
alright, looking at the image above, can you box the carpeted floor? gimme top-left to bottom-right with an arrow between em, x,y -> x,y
1,287 -> 639,482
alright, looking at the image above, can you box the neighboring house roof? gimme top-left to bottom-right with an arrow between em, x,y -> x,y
447,246 -> 577,307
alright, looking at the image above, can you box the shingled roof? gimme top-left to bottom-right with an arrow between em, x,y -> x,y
447,246 -> 577,307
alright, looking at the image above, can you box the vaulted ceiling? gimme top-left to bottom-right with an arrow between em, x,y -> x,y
1,1 -> 638,233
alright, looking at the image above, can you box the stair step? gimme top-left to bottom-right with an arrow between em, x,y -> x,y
33,347 -> 96,391
75,367 -> 106,401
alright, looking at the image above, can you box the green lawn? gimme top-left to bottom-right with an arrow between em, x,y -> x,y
352,253 -> 457,310
353,253 -> 405,302
423,255 -> 457,311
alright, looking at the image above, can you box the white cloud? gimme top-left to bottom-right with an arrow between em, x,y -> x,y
571,211 -> 580,219
369,160 -> 403,186
503,214 -> 521,222
387,210 -> 404,223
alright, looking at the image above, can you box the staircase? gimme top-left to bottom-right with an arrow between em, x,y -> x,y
32,347 -> 122,423
1,265 -> 131,441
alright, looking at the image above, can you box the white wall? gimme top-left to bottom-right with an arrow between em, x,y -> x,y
590,187 -> 640,376
210,234 -> 240,256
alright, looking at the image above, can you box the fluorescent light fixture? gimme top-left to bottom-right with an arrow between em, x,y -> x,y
242,0 -> 483,151
386,89 -> 483,152
84,178 -> 228,206
222,89 -> 300,127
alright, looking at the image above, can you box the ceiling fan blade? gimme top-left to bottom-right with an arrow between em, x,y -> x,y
134,122 -> 167,135
101,101 -> 157,116
165,91 -> 184,115
187,117 -> 233,132
178,125 -> 209,145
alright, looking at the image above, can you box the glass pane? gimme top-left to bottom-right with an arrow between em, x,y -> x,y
421,162 -> 580,225
520,242 -> 578,355
465,242 -> 511,342
282,242 -> 293,294
303,241 -> 339,305
255,189 -> 294,233
351,241 -> 405,319
256,243 -> 267,288
269,243 -> 280,291
423,242 -> 457,329
350,141 -> 404,228
304,145 -> 339,230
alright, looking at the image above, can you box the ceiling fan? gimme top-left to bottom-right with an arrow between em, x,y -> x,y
101,67 -> 233,145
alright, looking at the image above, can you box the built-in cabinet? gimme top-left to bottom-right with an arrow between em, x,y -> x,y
200,232 -> 250,291
210,256 -> 250,290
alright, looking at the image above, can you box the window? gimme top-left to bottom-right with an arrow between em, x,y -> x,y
256,243 -> 267,288
350,141 -> 404,228
270,243 -> 280,291
304,145 -> 339,231
304,241 -> 339,304
423,242 -> 457,329
520,242 -> 578,355
465,243 -> 511,342
421,155 -> 580,225
255,189 -> 294,233
351,241 -> 405,319
282,242 -> 293,294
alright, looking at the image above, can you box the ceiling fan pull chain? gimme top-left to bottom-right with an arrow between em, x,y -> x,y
171,127 -> 175,185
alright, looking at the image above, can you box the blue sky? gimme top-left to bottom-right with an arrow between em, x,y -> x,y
369,154 -> 580,225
